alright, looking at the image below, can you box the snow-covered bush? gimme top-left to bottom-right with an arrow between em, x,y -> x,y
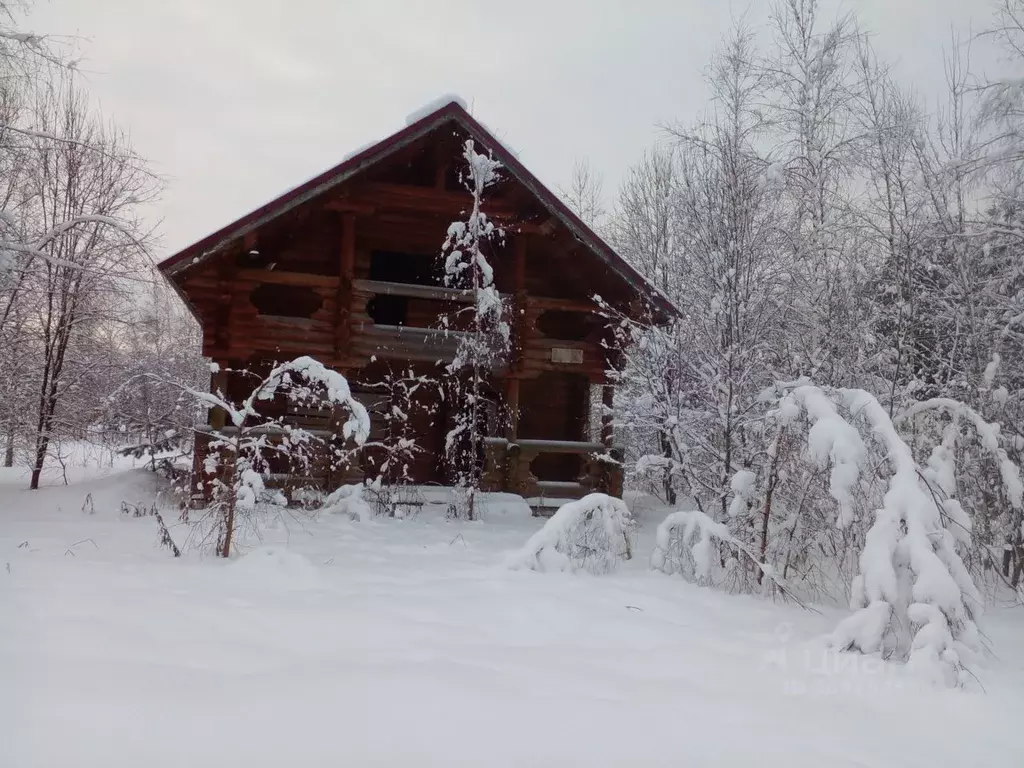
507,493 -> 635,574
645,381 -> 1017,685
897,397 -> 1024,585
651,509 -> 733,585
321,482 -> 373,522
651,508 -> 797,597
202,357 -> 369,556
362,481 -> 426,519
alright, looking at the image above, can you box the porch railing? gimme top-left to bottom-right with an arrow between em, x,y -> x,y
482,437 -> 623,501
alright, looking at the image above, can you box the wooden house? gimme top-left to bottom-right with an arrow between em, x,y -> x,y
158,98 -> 674,506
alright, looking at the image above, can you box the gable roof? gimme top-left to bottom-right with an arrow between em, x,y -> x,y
158,98 -> 677,319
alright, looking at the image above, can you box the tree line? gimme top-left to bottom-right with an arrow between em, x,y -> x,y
0,4 -> 203,487
557,0 -> 1024,681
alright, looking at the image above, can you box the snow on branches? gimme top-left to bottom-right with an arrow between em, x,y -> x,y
507,493 -> 635,574
441,139 -> 509,358
643,380 -> 1013,684
769,385 -> 985,685
200,356 -> 370,441
781,386 -> 866,528
322,482 -> 374,523
122,357 -> 369,557
651,507 -> 804,601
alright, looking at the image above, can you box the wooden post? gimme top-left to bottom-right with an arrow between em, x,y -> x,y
336,213 -> 357,361
505,237 -> 528,439
434,161 -> 449,189
193,364 -> 230,508
209,366 -> 229,430
505,377 -> 520,441
503,236 -> 530,491
511,236 -> 528,373
513,236 -> 527,289
213,265 -> 234,358
601,383 -> 614,448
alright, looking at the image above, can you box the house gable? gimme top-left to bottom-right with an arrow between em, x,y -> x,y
158,99 -> 675,321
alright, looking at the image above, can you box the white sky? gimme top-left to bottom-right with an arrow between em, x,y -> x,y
24,0 -> 999,257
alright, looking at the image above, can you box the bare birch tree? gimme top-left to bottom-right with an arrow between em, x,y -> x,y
16,76 -> 156,489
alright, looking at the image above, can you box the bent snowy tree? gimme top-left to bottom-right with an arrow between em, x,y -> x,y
637,372 -> 1020,684
120,356 -> 369,557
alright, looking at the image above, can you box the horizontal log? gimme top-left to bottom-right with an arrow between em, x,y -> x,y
526,337 -> 590,350
518,439 -> 606,454
323,199 -> 376,215
521,361 -> 605,379
535,480 -> 586,495
522,350 -> 599,365
355,182 -> 521,219
247,326 -> 334,341
235,268 -> 339,288
363,323 -> 471,345
228,339 -> 337,355
354,278 -> 480,304
351,345 -> 452,364
526,296 -> 600,313
252,315 -> 317,328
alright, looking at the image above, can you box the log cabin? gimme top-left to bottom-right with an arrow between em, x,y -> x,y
158,97 -> 675,509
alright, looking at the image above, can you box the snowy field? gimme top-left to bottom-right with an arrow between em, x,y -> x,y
3,453 -> 1024,767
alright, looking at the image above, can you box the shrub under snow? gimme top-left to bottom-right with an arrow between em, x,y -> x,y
321,483 -> 373,522
645,382 -> 1007,686
651,508 -> 794,597
507,493 -> 635,574
651,509 -> 732,584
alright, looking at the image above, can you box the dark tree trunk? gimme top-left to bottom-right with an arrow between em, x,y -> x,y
3,422 -> 13,467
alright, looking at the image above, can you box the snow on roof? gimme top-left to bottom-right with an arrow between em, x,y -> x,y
405,93 -> 468,126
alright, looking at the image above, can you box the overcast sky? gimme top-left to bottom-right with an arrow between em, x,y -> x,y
24,0 -> 999,257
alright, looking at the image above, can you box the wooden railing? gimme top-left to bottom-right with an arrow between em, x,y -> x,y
482,437 -> 623,501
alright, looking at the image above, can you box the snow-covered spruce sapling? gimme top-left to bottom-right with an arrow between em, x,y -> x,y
118,357 -> 369,557
440,139 -> 509,520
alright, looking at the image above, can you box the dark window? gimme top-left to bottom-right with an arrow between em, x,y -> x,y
367,295 -> 409,326
535,309 -> 592,341
369,251 -> 439,286
250,284 -> 323,318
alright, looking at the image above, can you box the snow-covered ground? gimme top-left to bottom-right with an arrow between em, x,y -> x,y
3,454 -> 1024,767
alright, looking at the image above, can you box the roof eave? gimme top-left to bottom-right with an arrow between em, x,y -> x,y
158,106 -> 466,278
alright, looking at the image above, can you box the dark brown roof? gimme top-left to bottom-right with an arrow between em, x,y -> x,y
158,99 -> 677,318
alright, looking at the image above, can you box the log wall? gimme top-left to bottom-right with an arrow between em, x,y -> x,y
175,180 -> 622,490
